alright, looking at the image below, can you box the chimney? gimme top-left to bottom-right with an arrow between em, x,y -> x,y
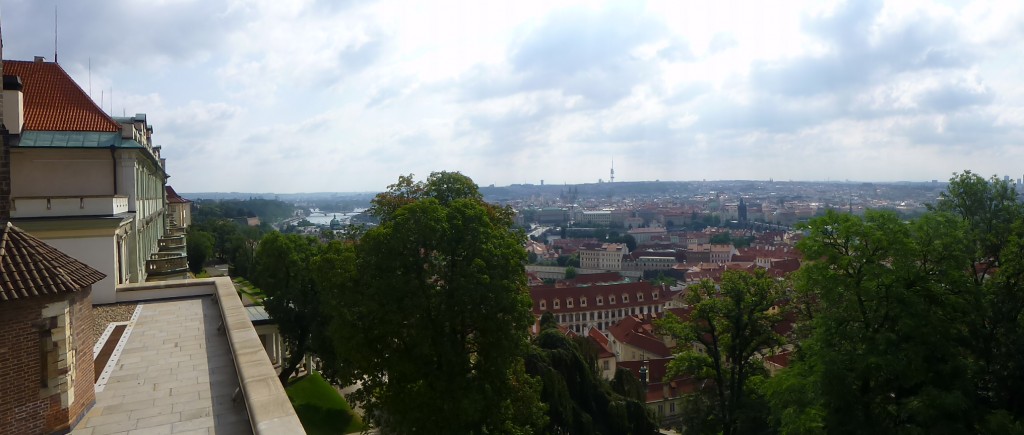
0,28 -> 9,223
2,75 -> 24,134
34,56 -> 44,63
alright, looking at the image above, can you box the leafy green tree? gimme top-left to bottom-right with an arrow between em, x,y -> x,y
657,269 -> 784,435
768,210 -> 975,434
565,266 -> 578,280
527,321 -> 656,434
932,172 -> 1024,422
185,229 -> 214,274
326,172 -> 545,434
709,232 -> 732,245
251,232 -> 327,384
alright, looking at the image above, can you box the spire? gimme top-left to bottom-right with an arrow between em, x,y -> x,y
610,159 -> 615,183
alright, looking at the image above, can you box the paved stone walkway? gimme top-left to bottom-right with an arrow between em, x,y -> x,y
72,297 -> 252,434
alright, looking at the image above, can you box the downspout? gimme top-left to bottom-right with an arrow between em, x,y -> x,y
109,145 -> 117,195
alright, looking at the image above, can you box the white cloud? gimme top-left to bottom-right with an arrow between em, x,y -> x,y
4,0 -> 1024,192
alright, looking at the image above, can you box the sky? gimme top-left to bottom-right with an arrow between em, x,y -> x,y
3,0 -> 1024,193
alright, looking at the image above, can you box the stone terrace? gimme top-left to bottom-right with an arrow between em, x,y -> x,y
72,297 -> 252,434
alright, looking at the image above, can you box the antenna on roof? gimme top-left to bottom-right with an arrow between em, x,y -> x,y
53,1 -> 58,63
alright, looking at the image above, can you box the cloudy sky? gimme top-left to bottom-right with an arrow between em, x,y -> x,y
3,0 -> 1024,192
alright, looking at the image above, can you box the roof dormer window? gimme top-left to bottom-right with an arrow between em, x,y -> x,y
554,299 -> 561,309
567,298 -> 574,308
622,294 -> 629,303
653,291 -> 659,300
540,300 -> 547,310
609,295 -> 616,304
637,293 -> 644,301
597,296 -> 603,306
580,297 -> 587,307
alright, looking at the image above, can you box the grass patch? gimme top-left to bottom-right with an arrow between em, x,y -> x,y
286,371 -> 366,434
232,277 -> 266,304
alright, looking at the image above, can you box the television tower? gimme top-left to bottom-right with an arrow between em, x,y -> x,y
610,159 -> 615,183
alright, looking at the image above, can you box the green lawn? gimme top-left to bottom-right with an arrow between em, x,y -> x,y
232,278 -> 266,304
285,371 -> 366,435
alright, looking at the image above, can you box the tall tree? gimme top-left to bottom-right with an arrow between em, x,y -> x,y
526,320 -> 656,434
656,269 -> 784,435
185,229 -> 214,274
932,172 -> 1024,421
327,172 -> 545,434
251,232 -> 326,384
768,210 -> 975,433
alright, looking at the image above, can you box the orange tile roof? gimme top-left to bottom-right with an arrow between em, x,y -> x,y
3,60 -> 120,132
165,185 -> 191,204
0,222 -> 106,301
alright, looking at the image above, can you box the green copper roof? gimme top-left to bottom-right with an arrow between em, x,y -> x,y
19,131 -> 121,148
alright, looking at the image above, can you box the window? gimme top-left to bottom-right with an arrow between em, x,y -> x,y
670,402 -> 676,413
554,299 -> 560,309
567,298 -> 574,308
653,291 -> 659,300
597,296 -> 604,305
603,360 -> 610,370
610,295 -> 616,304
622,294 -> 629,303
580,297 -> 587,307
637,293 -> 644,301
539,300 -> 546,310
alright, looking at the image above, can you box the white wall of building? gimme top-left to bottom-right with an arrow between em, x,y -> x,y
45,236 -> 118,304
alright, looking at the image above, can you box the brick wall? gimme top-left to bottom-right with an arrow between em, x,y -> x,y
0,288 -> 95,435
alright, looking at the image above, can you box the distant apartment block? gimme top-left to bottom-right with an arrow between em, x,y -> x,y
627,226 -> 667,244
579,242 -> 629,270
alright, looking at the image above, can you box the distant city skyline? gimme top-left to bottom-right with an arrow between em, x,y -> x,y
3,0 -> 1024,193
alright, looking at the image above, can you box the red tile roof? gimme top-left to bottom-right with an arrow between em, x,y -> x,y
607,314 -> 672,358
764,351 -> 792,369
618,358 -> 702,402
530,281 -> 669,315
587,328 -> 615,358
165,185 -> 191,204
0,222 -> 106,301
560,272 -> 625,286
3,60 -> 120,132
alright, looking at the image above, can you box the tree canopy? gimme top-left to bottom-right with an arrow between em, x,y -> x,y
767,172 -> 1024,434
657,269 -> 784,435
323,172 -> 546,434
527,318 -> 657,434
